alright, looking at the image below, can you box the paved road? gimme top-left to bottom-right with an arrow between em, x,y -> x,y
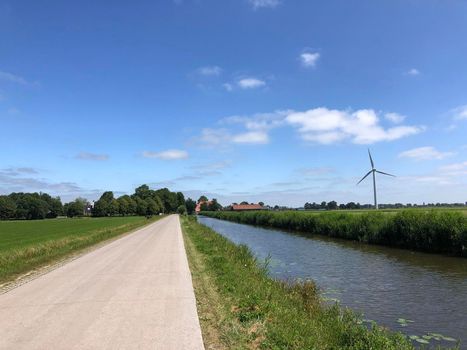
0,215 -> 204,350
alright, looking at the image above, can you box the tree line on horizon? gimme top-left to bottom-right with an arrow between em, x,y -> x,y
0,185 -> 199,220
304,201 -> 467,210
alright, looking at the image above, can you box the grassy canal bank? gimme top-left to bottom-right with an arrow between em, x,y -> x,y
181,216 -> 431,350
0,216 -> 162,284
200,210 -> 467,257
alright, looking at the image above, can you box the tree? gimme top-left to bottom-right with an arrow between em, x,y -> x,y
40,193 -> 63,218
153,196 -> 163,214
198,195 -> 208,204
320,201 -> 327,210
305,202 -> 320,210
0,196 -> 16,219
93,191 -> 115,216
146,198 -> 159,216
185,198 -> 196,215
177,205 -> 187,215
66,198 -> 86,218
208,199 -> 222,211
134,184 -> 151,200
23,196 -> 48,219
240,201 -> 249,205
176,192 -> 185,207
110,199 -> 119,216
155,188 -> 179,213
8,193 -> 50,220
117,196 -> 130,216
327,201 -> 338,210
135,197 -> 148,216
117,195 -> 138,216
200,202 -> 209,211
127,197 -> 137,214
259,202 -> 265,207
49,197 -> 63,217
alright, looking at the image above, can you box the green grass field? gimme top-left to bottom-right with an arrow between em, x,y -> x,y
0,216 -> 160,283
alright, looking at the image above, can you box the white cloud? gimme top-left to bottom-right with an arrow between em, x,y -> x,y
439,161 -> 467,176
407,68 -> 420,76
248,0 -> 280,9
1,167 -> 39,176
0,70 -> 37,86
286,108 -> 423,144
199,128 -> 269,146
199,128 -> 230,146
199,112 -> 283,146
0,168 -> 87,197
75,152 -> 109,161
237,78 -> 266,89
385,112 -> 406,124
300,52 -> 320,68
197,66 -> 222,76
142,149 -> 189,160
452,105 -> 467,121
398,147 -> 454,161
198,107 -> 422,148
222,110 -> 288,130
232,131 -> 269,144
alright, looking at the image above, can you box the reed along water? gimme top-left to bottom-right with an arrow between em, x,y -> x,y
198,216 -> 467,348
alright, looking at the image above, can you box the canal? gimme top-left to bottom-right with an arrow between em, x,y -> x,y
198,216 -> 467,348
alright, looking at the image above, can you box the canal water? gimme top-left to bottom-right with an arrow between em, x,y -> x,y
198,216 -> 467,348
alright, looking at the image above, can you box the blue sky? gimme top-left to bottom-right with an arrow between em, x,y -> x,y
1,0 -> 466,206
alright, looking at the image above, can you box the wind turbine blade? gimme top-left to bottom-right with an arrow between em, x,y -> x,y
376,170 -> 396,177
357,170 -> 372,185
368,149 -> 374,168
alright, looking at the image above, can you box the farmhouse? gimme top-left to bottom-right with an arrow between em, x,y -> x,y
195,200 -> 212,214
231,204 -> 265,211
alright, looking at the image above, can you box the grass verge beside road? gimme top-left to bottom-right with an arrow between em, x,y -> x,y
181,216 -> 421,350
0,216 -> 162,284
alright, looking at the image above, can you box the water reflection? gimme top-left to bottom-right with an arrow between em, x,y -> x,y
198,216 -> 467,348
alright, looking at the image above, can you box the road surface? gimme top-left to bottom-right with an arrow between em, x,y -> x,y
0,215 -> 204,350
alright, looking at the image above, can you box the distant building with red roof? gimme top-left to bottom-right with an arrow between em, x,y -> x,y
195,200 -> 212,214
231,204 -> 265,211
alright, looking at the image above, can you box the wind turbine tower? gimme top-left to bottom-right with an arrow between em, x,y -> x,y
357,149 -> 396,210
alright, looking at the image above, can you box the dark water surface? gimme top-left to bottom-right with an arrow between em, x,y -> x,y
198,216 -> 467,348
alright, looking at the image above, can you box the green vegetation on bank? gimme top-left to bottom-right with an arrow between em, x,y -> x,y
181,216 -> 422,349
0,216 -> 161,283
200,210 -> 467,257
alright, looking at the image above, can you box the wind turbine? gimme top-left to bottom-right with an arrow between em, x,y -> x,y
357,149 -> 395,210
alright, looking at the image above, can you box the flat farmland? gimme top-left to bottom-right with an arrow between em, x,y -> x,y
0,216 -> 159,283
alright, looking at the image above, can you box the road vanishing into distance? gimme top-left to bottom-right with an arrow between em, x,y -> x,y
0,215 -> 204,350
